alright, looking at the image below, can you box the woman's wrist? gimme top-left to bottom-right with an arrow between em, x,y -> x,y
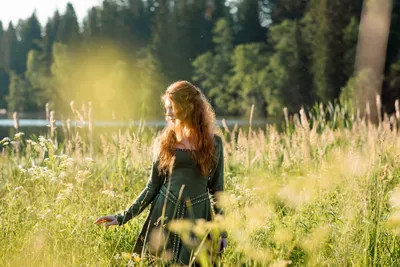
114,214 -> 124,226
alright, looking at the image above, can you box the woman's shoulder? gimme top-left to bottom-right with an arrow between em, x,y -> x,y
212,133 -> 223,147
152,134 -> 162,162
213,133 -> 222,141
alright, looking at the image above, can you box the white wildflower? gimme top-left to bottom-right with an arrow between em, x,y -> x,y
14,186 -> 24,191
56,193 -> 65,202
1,137 -> 11,143
50,176 -> 58,183
102,190 -> 117,197
63,183 -> 74,196
85,157 -> 95,163
14,132 -> 25,139
59,171 -> 67,179
18,165 -> 26,174
41,208 -> 52,220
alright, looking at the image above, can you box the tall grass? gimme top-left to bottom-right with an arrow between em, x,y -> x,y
1,100 -> 400,266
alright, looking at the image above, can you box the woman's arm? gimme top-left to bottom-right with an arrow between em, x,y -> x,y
115,159 -> 164,225
208,135 -> 227,237
209,135 -> 228,247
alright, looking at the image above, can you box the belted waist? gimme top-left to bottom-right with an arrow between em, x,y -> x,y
159,184 -> 210,207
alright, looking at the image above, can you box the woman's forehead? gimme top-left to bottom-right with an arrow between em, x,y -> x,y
165,97 -> 172,107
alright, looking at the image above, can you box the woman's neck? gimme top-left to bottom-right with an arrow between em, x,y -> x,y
176,126 -> 191,142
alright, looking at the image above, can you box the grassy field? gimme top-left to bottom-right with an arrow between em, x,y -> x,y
1,104 -> 400,266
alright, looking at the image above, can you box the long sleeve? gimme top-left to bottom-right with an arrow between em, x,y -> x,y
208,135 -> 227,238
208,135 -> 225,216
115,159 -> 164,225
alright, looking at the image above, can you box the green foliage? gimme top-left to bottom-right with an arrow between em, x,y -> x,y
193,19 -> 236,116
230,43 -> 269,118
6,72 -> 26,113
302,0 -> 332,103
342,16 -> 360,76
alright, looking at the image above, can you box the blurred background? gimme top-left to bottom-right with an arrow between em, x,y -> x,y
0,0 -> 399,135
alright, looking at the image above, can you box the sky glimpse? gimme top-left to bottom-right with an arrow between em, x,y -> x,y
0,0 -> 101,26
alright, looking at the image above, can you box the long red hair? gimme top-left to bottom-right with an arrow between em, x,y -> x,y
155,81 -> 218,177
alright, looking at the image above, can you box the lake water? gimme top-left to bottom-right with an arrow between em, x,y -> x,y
0,118 -> 272,140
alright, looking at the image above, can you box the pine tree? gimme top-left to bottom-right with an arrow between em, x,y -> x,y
210,0 -> 227,21
172,0 -> 214,80
0,71 -> 9,109
99,0 -> 131,45
236,0 -> 266,44
3,22 -> 19,73
0,21 -> 4,68
56,3 -> 81,45
18,12 -> 43,73
0,21 -> 9,108
382,0 -> 400,112
268,0 -> 308,25
151,0 -> 177,81
83,7 -> 101,43
126,0 -> 152,46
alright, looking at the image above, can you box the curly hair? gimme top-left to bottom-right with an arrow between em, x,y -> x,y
155,81 -> 218,177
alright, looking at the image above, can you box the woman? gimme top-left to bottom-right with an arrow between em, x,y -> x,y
94,81 -> 227,266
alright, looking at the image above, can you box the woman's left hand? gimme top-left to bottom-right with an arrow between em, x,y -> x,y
218,237 -> 228,253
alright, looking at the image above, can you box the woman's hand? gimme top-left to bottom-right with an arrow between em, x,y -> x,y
218,237 -> 228,254
93,215 -> 118,228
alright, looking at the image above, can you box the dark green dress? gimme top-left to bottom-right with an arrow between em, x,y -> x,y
115,134 -> 225,265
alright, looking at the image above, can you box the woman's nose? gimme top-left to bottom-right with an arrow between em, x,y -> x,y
166,109 -> 174,117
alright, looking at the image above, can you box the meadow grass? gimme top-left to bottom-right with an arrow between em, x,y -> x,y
1,103 -> 400,266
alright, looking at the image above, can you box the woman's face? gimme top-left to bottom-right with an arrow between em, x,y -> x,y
164,97 -> 176,126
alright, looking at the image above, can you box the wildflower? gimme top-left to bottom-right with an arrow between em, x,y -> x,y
133,254 -> 141,263
0,137 -> 11,144
41,209 -> 52,220
18,165 -> 26,174
14,132 -> 24,139
56,193 -> 65,202
75,170 -> 88,183
50,176 -> 58,183
66,158 -> 74,167
63,183 -> 74,196
84,157 -> 95,163
101,190 -> 117,197
14,186 -> 24,191
122,252 -> 132,259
